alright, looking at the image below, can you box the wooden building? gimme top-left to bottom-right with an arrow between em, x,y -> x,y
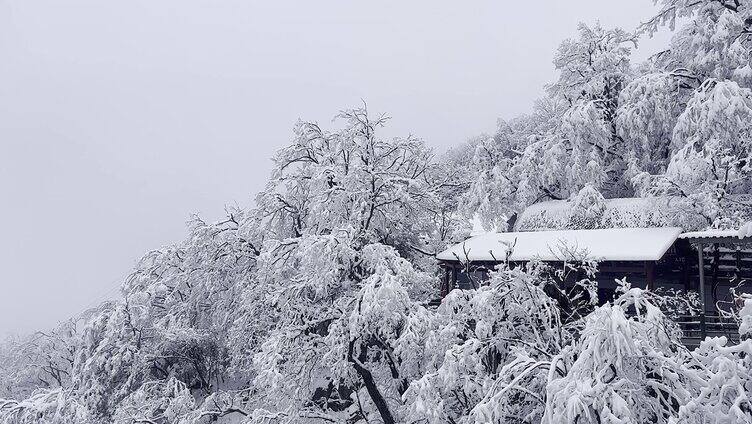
436,204 -> 752,345
438,227 -> 682,297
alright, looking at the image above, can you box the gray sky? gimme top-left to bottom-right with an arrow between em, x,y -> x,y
0,0 -> 673,335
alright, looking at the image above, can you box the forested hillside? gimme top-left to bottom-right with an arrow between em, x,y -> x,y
2,1 -> 752,423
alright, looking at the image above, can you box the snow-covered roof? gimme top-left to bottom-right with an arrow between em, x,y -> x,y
437,227 -> 683,263
679,228 -> 752,240
678,229 -> 740,239
514,197 -> 706,232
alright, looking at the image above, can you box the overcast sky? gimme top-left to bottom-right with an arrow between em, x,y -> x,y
0,0 -> 674,335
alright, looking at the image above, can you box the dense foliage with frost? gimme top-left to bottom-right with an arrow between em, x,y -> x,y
2,1 -> 752,423
461,0 -> 751,231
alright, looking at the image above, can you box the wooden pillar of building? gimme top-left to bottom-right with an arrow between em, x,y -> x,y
441,265 -> 450,299
645,261 -> 655,290
711,243 -> 720,307
451,265 -> 458,293
682,255 -> 691,292
736,246 -> 742,280
697,243 -> 706,339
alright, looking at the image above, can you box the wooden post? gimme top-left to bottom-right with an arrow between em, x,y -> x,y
736,246 -> 742,279
441,266 -> 450,298
645,261 -> 655,290
712,243 -> 720,307
682,254 -> 690,292
698,243 -> 706,340
451,265 -> 458,292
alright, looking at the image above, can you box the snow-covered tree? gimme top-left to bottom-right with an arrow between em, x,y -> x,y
616,72 -> 692,174
6,2 -> 752,423
543,285 -> 691,424
549,23 -> 635,106
642,0 -> 752,88
647,79 -> 752,226
243,107 -> 464,423
568,184 -> 607,229
459,23 -> 638,231
402,260 -> 598,424
0,320 -> 78,401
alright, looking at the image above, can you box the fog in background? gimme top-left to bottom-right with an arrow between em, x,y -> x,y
0,0 -> 674,335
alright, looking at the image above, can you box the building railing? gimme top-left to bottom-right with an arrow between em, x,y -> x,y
675,314 -> 740,347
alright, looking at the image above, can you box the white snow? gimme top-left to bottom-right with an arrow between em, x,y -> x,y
679,227 -> 752,240
739,222 -> 752,239
739,297 -> 752,338
513,197 -> 703,232
437,227 -> 683,262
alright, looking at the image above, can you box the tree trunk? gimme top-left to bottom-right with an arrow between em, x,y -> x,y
348,339 -> 396,424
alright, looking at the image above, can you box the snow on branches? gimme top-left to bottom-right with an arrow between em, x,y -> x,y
4,2 -> 752,423
458,5 -> 752,231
